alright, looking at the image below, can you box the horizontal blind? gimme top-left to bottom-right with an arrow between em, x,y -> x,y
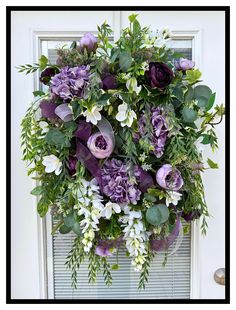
43,37 -> 193,299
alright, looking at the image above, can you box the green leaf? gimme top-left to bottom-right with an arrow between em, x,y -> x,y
146,204 -> 169,226
196,96 -> 208,108
119,51 -> 132,72
45,128 -> 70,147
182,107 -> 198,123
207,158 -> 219,169
31,185 -> 44,196
184,86 -> 194,103
64,212 -> 76,228
205,92 -> 216,111
111,264 -> 119,270
71,101 -> 82,119
194,85 -> 212,100
186,69 -> 202,84
59,225 -> 72,234
201,134 -> 211,145
33,90 -> 45,97
97,94 -> 112,106
37,199 -> 48,217
144,193 -> 157,203
133,19 -> 141,36
110,48 -> 120,63
70,41 -> 77,49
38,55 -> 48,70
128,13 -> 138,23
72,222 -> 82,236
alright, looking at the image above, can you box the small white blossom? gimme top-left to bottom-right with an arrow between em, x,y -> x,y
83,106 -> 102,125
126,77 -> 142,95
101,202 -> 121,219
39,121 -> 49,134
166,191 -> 182,207
141,163 -> 152,171
42,155 -> 62,175
115,103 -> 136,127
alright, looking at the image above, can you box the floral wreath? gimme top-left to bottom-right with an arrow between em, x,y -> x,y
19,14 -> 224,289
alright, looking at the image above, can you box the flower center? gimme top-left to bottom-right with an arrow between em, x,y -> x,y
95,135 -> 107,150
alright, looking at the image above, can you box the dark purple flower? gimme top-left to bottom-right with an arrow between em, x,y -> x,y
156,164 -> 184,191
182,210 -> 201,222
134,166 -> 154,192
145,62 -> 173,89
40,67 -> 57,85
95,241 -> 113,257
54,103 -> 73,122
50,65 -> 90,100
80,33 -> 97,52
174,58 -> 195,71
74,119 -> 92,142
102,74 -> 118,90
87,133 -> 114,159
67,156 -> 78,176
39,100 -> 58,119
101,159 -> 141,204
138,108 -> 169,158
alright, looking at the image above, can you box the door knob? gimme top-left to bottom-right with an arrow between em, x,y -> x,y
214,268 -> 225,285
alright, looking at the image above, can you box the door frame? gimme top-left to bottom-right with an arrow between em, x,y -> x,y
32,26 -> 202,299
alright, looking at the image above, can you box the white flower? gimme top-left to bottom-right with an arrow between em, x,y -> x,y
101,202 -> 121,219
115,103 -> 136,127
141,163 -> 152,171
126,77 -> 142,95
83,106 -> 102,125
39,121 -> 49,134
166,191 -> 182,207
42,155 -> 62,175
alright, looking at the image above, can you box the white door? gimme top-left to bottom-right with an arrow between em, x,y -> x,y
11,10 -> 225,299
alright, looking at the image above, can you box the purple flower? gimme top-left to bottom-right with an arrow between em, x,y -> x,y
182,210 -> 201,222
174,58 -> 195,71
101,159 -> 141,204
50,65 -> 90,100
95,241 -> 113,257
40,67 -> 57,85
54,103 -> 73,122
67,156 -> 78,175
74,119 -> 92,142
138,108 -> 169,158
87,132 -> 114,159
80,33 -> 97,52
102,74 -> 118,90
134,166 -> 154,192
156,164 -> 184,191
145,62 -> 173,89
39,100 -> 58,119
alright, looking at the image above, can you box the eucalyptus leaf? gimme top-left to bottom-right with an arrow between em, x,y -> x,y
72,222 -> 82,236
146,204 -> 169,226
184,86 -> 194,103
182,107 -> 198,123
64,212 -> 76,228
205,92 -> 216,111
59,225 -> 72,234
194,85 -> 212,100
197,96 -> 208,108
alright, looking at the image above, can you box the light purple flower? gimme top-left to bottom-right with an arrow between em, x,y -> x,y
174,58 -> 195,71
39,100 -> 58,119
80,33 -> 97,52
101,159 -> 141,204
50,65 -> 90,100
54,103 -> 73,122
87,132 -> 114,159
95,241 -> 113,257
138,107 -> 169,158
156,164 -> 183,191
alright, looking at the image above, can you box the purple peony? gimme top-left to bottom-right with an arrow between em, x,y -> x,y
50,65 -> 90,100
138,107 -> 169,158
174,58 -> 195,71
80,33 -> 97,52
101,159 -> 141,204
102,74 -> 118,90
87,132 -> 114,159
145,62 -> 173,89
67,155 -> 78,176
40,67 -> 57,85
156,164 -> 183,191
39,100 -> 58,119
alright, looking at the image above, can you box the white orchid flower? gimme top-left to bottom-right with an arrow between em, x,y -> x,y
39,121 -> 49,134
126,77 -> 142,95
83,106 -> 102,125
166,191 -> 182,207
101,202 -> 121,219
115,103 -> 136,127
42,155 -> 62,175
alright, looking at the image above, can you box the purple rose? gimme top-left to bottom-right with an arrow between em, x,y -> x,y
174,58 -> 195,71
87,133 -> 114,159
80,33 -> 97,52
39,100 -> 58,119
102,74 -> 118,90
145,62 -> 173,89
40,67 -> 57,85
156,164 -> 183,191
54,103 -> 73,122
67,156 -> 78,176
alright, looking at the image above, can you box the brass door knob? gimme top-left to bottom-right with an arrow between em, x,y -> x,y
214,268 -> 225,285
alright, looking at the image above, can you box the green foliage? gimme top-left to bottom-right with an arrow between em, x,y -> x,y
207,158 -> 219,169
185,69 -> 202,84
138,246 -> 155,289
101,257 -> 113,286
119,51 -> 133,72
182,107 -> 198,123
45,128 -> 71,148
146,204 -> 169,226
